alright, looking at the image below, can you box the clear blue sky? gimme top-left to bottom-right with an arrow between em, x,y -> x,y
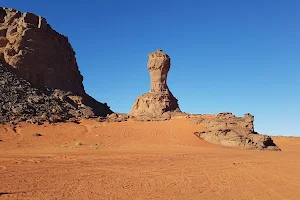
2,0 -> 300,136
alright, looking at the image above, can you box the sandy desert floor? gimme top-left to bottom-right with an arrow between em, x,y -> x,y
0,118 -> 300,200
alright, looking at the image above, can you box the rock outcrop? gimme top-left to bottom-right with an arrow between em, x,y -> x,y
0,61 -> 96,124
0,7 -> 112,117
193,113 -> 280,151
130,50 -> 180,119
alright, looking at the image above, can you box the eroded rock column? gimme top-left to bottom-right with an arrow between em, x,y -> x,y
130,50 -> 180,118
148,50 -> 170,93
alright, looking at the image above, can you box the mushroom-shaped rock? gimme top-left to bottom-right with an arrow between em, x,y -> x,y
130,50 -> 180,118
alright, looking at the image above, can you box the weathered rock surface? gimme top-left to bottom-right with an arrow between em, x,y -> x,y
193,113 -> 280,151
0,61 -> 99,124
130,50 -> 180,118
0,7 -> 112,117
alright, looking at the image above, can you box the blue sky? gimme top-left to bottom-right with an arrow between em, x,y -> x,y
2,0 -> 300,136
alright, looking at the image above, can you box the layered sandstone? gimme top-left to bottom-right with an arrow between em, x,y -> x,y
130,50 -> 180,118
193,113 -> 280,151
0,7 -> 112,116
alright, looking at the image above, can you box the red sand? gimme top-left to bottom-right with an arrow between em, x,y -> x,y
1,119 -> 300,200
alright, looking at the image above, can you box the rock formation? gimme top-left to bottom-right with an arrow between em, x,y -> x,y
0,61 -> 96,124
130,50 -> 180,118
193,113 -> 280,151
0,7 -> 112,117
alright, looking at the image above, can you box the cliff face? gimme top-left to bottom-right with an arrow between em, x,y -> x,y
0,8 -> 84,94
130,50 -> 180,118
0,7 -> 112,116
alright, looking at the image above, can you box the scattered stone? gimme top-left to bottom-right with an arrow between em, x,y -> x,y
75,141 -> 82,147
68,118 -> 80,124
96,117 -> 106,122
105,113 -> 130,122
33,133 -> 42,137
0,62 -> 105,124
107,113 -> 118,119
91,143 -> 100,149
82,106 -> 95,119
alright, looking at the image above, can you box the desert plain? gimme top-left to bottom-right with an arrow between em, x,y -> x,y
1,118 -> 300,200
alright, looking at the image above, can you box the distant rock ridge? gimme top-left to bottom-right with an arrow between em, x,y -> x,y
0,7 -> 112,116
130,50 -> 180,118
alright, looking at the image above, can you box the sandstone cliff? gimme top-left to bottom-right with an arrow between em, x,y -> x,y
0,7 -> 112,116
130,50 -> 180,118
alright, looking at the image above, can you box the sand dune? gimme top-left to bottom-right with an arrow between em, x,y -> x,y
1,119 -> 300,200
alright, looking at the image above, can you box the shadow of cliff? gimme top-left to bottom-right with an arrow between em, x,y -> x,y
83,93 -> 113,117
0,60 -> 113,117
